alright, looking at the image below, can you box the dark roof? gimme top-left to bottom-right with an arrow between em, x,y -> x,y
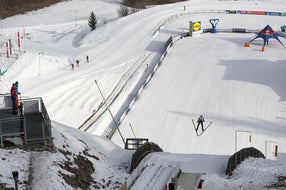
225,147 -> 265,176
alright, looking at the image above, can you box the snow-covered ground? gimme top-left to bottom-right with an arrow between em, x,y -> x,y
1,0 -> 286,189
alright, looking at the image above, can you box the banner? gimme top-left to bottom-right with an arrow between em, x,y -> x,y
17,32 -> 21,48
6,41 -> 9,58
189,20 -> 201,37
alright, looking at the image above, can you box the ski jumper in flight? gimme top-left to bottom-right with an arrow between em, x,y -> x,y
196,115 -> 205,131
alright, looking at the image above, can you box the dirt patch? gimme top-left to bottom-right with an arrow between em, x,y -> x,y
265,176 -> 286,189
0,183 -> 13,190
57,148 -> 124,189
59,153 -> 95,189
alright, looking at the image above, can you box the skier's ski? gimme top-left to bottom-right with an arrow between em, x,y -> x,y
197,121 -> 213,136
192,119 -> 199,136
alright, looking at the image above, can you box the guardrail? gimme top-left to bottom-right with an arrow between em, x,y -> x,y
103,34 -> 177,139
153,9 -> 286,36
0,116 -> 26,147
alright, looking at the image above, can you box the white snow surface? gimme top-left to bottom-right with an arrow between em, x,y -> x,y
1,0 -> 286,189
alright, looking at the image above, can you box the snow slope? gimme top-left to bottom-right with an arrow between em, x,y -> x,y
1,0 -> 286,189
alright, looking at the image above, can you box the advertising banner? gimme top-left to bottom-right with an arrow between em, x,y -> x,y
265,11 -> 281,16
189,20 -> 201,37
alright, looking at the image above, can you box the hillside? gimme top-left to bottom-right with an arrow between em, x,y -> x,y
0,122 -> 131,189
0,0 -> 62,18
0,0 -> 286,189
0,0 -> 186,18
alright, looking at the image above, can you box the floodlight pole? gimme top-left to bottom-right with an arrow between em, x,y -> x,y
71,10 -> 78,27
129,123 -> 136,138
38,52 -> 44,76
94,80 -> 125,144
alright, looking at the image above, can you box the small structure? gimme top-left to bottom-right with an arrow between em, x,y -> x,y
209,19 -> 219,33
174,172 -> 204,190
125,138 -> 149,150
121,141 -> 205,190
0,94 -> 52,148
225,147 -> 265,176
189,20 -> 202,37
245,25 -> 285,51
129,142 -> 163,173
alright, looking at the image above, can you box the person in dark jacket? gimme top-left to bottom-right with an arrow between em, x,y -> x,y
10,83 -> 16,114
196,115 -> 205,131
14,81 -> 21,112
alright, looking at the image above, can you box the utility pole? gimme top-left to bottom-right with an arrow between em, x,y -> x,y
71,10 -> 78,27
38,52 -> 44,76
94,80 -> 125,144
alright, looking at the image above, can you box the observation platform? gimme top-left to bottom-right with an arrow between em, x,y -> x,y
0,95 -> 52,148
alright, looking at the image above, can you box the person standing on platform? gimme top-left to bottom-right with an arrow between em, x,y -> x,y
10,83 -> 16,114
14,81 -> 21,113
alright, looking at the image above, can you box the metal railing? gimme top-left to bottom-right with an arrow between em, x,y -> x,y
0,116 -> 26,147
0,95 -> 52,148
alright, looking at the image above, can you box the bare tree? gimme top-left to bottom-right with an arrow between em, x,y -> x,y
130,7 -> 140,14
118,4 -> 129,17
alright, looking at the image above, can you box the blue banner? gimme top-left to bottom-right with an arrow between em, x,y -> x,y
0,65 -> 7,75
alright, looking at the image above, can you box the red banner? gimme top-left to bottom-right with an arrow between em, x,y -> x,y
253,11 -> 265,15
6,41 -> 9,58
17,32 -> 21,48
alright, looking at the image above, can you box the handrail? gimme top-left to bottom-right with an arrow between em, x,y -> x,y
0,116 -> 24,122
0,95 -> 51,128
40,98 -> 52,139
0,116 -> 26,147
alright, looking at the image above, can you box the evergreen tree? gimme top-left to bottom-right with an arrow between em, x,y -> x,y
88,11 -> 97,31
